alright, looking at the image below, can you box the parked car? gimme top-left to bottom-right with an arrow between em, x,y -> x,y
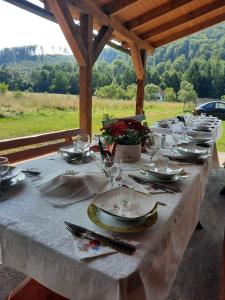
193,101 -> 225,120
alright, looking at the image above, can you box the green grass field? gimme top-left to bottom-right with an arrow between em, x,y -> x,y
0,92 -> 224,152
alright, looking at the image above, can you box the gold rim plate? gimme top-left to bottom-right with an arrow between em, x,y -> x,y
87,204 -> 158,233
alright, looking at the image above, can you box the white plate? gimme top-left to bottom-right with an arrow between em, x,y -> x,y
1,166 -> 20,183
176,144 -> 208,158
147,166 -> 183,180
93,187 -> 156,221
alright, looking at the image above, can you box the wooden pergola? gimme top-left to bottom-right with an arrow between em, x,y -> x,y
4,0 -> 225,136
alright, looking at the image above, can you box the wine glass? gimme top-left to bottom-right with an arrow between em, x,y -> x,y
145,139 -> 159,165
0,157 -> 9,201
102,157 -> 122,188
74,134 -> 90,160
172,130 -> 183,147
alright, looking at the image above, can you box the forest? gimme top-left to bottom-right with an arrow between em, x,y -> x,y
0,23 -> 225,100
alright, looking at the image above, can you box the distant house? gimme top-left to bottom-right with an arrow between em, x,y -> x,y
155,88 -> 165,101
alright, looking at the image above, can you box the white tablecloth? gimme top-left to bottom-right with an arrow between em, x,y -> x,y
0,144 -> 219,300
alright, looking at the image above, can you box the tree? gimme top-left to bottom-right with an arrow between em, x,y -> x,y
164,87 -> 176,102
161,70 -> 180,93
145,83 -> 160,100
178,80 -> 197,103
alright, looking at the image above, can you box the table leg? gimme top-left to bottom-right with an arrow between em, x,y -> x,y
7,277 -> 69,300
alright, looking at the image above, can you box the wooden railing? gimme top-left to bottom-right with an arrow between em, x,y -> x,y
0,128 -> 81,163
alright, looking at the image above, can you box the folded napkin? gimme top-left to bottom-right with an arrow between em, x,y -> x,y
37,171 -> 110,207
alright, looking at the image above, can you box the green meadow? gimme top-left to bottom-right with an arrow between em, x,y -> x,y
0,92 -> 224,152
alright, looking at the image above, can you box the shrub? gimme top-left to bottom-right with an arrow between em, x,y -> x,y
13,90 -> 24,99
0,82 -> 9,94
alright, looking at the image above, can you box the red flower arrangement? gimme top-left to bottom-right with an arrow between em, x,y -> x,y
101,117 -> 150,145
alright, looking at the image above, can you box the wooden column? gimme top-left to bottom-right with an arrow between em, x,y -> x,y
79,14 -> 93,136
135,49 -> 147,115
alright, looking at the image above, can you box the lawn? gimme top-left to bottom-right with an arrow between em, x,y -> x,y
0,92 -> 224,152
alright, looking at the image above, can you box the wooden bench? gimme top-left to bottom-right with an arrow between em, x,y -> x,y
0,128 -> 81,163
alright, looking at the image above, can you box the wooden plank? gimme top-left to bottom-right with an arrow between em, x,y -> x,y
0,129 -> 81,151
141,0 -> 225,40
152,12 -> 225,47
5,141 -> 71,164
7,277 -> 68,300
136,49 -> 147,115
79,13 -> 93,136
93,26 -> 114,64
220,229 -> 225,300
130,44 -> 144,80
5,0 -> 130,55
124,0 -> 194,30
102,0 -> 138,15
66,0 -> 154,53
46,0 -> 87,65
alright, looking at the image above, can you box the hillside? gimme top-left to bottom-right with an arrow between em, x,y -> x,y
0,22 -> 225,98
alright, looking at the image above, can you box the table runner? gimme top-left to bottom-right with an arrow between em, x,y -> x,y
0,139 -> 219,300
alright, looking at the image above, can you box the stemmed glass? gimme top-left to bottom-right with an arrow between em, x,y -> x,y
102,157 -> 123,188
0,157 -> 9,201
172,130 -> 183,147
74,134 -> 90,161
145,139 -> 159,166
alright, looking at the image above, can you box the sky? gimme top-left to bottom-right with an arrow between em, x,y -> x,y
0,0 -> 71,54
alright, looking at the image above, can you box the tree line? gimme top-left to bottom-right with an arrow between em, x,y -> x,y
0,23 -> 225,100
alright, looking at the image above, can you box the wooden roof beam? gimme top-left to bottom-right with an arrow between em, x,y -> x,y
46,0 -> 87,65
93,26 -> 114,64
141,0 -> 225,40
124,0 -> 194,30
152,12 -> 225,47
130,44 -> 145,80
3,0 -> 129,56
66,0 -> 154,54
101,0 -> 138,15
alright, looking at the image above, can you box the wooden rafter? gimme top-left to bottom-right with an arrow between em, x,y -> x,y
46,0 -> 87,65
93,26 -> 114,64
66,0 -> 154,53
102,0 -> 138,15
141,0 -> 225,40
124,0 -> 194,30
130,44 -> 144,80
152,11 -> 225,47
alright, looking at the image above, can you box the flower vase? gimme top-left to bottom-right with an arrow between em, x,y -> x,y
114,143 -> 141,163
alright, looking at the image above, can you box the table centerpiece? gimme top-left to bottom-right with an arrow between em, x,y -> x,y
101,116 -> 150,163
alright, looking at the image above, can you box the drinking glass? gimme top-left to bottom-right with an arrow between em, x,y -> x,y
145,140 -> 159,165
0,157 -> 9,201
102,157 -> 122,188
172,130 -> 183,147
74,134 -> 90,160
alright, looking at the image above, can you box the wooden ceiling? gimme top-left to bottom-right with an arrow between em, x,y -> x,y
44,0 -> 225,54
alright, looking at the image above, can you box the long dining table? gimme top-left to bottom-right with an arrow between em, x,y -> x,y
0,120 -> 222,300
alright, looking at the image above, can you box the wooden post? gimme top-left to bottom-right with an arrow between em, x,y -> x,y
79,14 -> 93,136
134,49 -> 147,115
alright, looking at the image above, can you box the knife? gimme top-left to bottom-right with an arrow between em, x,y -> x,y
64,221 -> 136,255
128,174 -> 179,193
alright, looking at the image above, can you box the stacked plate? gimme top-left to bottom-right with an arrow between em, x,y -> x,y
176,144 -> 208,159
186,132 -> 213,145
58,146 -> 93,163
87,187 -> 158,233
146,165 -> 183,182
1,166 -> 25,189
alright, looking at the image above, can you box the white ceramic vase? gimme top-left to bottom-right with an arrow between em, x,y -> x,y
115,143 -> 141,163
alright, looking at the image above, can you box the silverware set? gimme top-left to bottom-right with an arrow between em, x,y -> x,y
65,221 -> 136,255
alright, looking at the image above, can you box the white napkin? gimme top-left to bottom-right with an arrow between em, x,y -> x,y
37,171 -> 110,207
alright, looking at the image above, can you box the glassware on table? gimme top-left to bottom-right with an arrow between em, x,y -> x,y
118,177 -> 134,215
0,157 -> 9,201
172,130 -> 183,147
73,134 -> 90,160
145,140 -> 159,165
102,157 -> 123,188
